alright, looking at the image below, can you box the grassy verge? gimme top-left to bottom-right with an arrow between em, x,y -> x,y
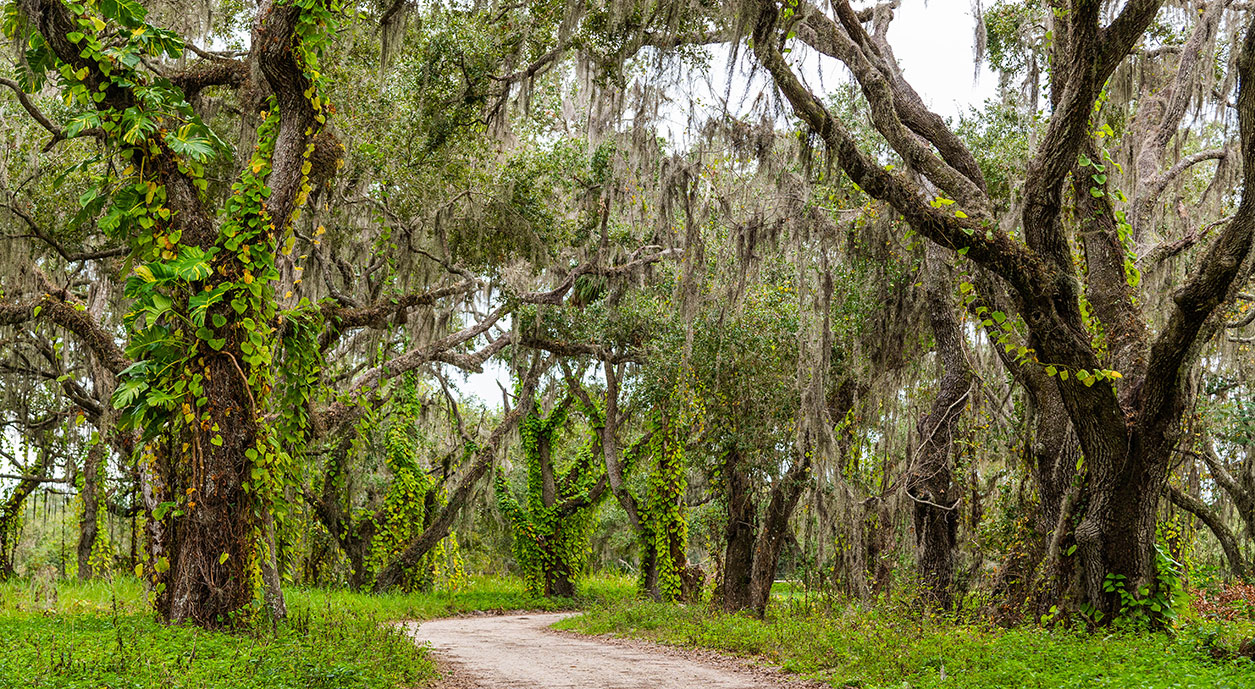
555,597 -> 1255,689
0,573 -> 634,689
285,572 -> 636,620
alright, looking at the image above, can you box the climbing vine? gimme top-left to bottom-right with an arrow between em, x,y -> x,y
357,375 -> 465,592
496,392 -> 603,597
4,0 -> 345,619
640,367 -> 705,601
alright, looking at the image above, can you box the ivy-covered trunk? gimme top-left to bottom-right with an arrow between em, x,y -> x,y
497,393 -> 604,598
12,0 -> 342,626
76,441 -> 106,580
644,412 -> 690,601
155,357 -> 262,624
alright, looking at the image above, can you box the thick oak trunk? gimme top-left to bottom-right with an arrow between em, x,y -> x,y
158,359 -> 262,626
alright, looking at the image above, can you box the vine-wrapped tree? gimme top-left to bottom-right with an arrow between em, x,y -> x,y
1,0 -> 351,625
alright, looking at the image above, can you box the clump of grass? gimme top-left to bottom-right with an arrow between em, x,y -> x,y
556,597 -> 1255,689
0,576 -> 434,689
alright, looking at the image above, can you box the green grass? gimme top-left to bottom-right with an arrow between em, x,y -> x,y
285,572 -> 636,620
556,597 -> 1255,689
0,573 -> 634,689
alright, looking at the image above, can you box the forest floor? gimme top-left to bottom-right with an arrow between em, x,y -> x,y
407,612 -> 817,689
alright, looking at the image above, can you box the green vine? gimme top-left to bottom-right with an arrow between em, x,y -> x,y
358,375 -> 465,592
496,392 -> 603,597
639,368 -> 705,601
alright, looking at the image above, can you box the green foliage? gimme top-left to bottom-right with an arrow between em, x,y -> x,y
3,0 -> 348,617
1098,545 -> 1186,627
642,408 -> 690,601
363,375 -> 465,592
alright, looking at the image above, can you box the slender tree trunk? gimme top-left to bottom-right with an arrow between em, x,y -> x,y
718,449 -> 757,612
77,442 -> 104,581
260,509 -> 287,619
908,248 -> 974,610
748,449 -> 813,618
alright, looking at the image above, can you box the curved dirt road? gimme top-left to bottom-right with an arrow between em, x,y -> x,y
404,613 -> 811,689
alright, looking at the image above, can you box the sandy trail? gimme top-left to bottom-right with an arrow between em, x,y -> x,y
404,613 -> 808,689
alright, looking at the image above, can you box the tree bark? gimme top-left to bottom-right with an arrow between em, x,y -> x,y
908,247 -> 973,610
748,448 -> 812,618
76,442 -> 104,581
718,448 -> 758,612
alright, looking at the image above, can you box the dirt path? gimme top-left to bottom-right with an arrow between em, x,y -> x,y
403,613 -> 815,689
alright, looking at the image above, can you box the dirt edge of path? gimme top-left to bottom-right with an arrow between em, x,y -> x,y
544,624 -> 828,688
414,613 -> 828,689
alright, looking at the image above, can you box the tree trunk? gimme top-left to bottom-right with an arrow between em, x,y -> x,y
908,247 -> 974,610
159,360 -> 263,627
718,449 -> 757,612
639,533 -> 660,600
573,364 -> 659,598
545,556 -> 576,597
260,508 -> 287,620
749,450 -> 813,618
1073,450 -> 1169,619
77,442 -> 104,581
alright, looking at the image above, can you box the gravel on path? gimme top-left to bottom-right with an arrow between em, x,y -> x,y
403,612 -> 823,689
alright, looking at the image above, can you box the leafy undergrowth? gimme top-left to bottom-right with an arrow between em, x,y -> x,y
1192,582 -> 1255,621
556,597 -> 1255,689
0,573 -> 633,689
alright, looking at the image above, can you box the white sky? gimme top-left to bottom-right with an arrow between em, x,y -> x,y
455,0 -> 996,408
